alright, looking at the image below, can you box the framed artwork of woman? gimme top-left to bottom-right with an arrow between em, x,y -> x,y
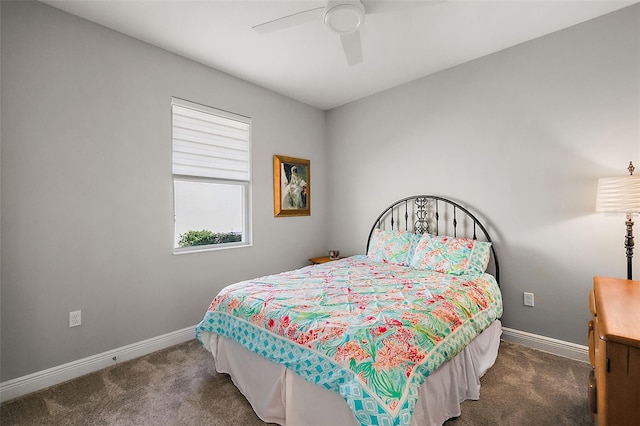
273,155 -> 310,217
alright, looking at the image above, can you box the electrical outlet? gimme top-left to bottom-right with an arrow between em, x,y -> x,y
69,310 -> 82,327
523,292 -> 535,307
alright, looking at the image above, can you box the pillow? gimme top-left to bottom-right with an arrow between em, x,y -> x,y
410,234 -> 492,275
466,240 -> 492,275
367,229 -> 419,266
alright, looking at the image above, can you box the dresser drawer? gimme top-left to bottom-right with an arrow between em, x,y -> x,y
588,368 -> 597,416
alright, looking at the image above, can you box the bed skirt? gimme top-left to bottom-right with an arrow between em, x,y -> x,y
199,320 -> 501,426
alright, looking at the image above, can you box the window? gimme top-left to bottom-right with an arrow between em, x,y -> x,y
172,98 -> 251,253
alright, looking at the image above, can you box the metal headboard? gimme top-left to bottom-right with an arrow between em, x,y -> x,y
366,195 -> 500,284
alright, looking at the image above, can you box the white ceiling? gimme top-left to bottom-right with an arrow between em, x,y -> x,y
43,0 -> 636,110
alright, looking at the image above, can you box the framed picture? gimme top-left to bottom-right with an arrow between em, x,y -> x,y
274,155 -> 310,217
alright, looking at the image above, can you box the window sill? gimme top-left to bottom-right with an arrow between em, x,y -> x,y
173,242 -> 253,255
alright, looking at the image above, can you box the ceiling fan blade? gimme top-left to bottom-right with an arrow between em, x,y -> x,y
253,6 -> 325,34
340,31 -> 363,66
363,0 -> 444,15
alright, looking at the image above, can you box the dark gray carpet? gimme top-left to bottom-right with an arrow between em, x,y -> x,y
0,339 -> 592,425
444,340 -> 591,425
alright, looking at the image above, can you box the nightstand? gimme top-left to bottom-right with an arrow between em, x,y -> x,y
308,256 -> 342,264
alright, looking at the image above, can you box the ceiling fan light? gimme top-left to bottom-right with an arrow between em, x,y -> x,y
324,3 -> 365,34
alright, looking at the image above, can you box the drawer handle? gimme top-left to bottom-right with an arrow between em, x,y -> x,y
588,321 -> 595,366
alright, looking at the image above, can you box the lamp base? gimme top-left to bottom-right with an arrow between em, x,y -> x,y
625,214 -> 634,280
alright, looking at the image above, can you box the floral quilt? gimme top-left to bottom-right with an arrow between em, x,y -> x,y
196,255 -> 502,426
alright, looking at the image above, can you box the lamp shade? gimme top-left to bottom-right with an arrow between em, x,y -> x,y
596,175 -> 640,213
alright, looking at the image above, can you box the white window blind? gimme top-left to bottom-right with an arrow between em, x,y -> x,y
172,99 -> 250,182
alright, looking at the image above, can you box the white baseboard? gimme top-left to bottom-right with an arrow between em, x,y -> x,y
0,325 -> 589,404
501,327 -> 589,363
0,325 -> 197,403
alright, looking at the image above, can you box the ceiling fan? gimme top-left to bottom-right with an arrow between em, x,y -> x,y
253,1 -> 437,66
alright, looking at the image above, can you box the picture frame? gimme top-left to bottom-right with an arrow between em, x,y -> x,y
273,155 -> 310,217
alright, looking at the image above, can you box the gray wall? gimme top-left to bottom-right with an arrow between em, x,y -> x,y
326,5 -> 639,346
2,0 -> 639,383
0,1 -> 327,381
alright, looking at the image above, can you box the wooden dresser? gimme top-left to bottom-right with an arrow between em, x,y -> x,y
588,276 -> 640,425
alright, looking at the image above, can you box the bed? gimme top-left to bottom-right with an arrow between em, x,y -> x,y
196,195 -> 503,426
